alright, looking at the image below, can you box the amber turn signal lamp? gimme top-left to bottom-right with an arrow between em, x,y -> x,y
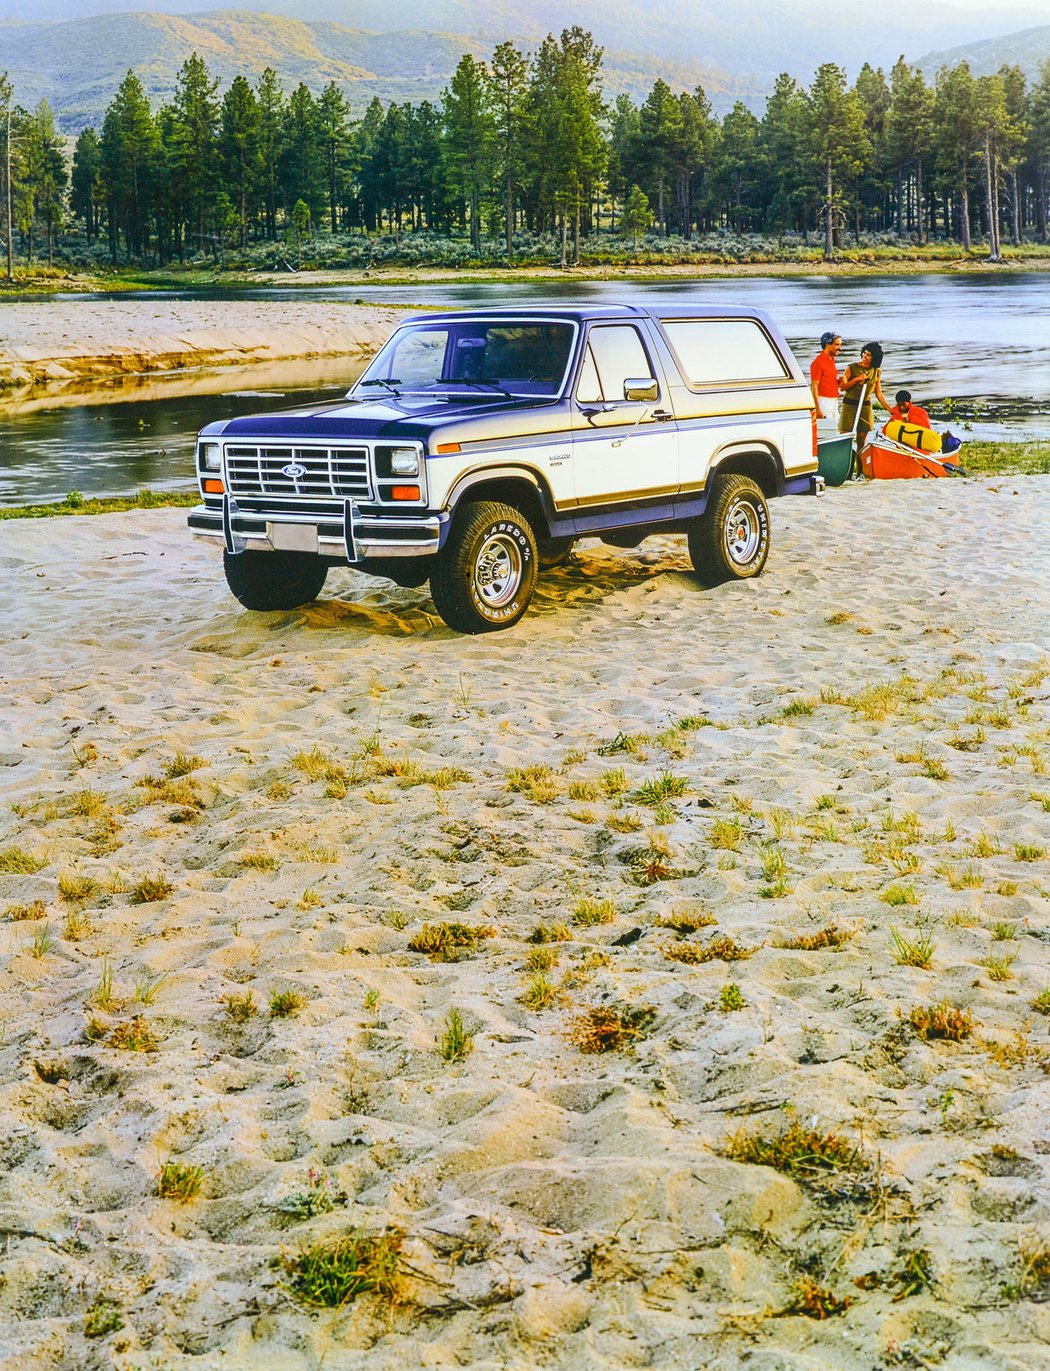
203,478 -> 225,494
391,485 -> 421,501
435,442 -> 461,454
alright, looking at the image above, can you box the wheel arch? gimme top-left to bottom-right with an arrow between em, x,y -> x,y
445,466 -> 555,538
707,445 -> 784,498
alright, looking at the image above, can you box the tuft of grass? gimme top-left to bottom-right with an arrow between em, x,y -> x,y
439,1007 -> 473,1061
1015,842 -> 1046,862
58,872 -> 98,904
909,1002 -> 974,1041
569,1004 -> 656,1053
88,957 -> 119,1012
598,730 -> 646,756
269,989 -> 306,1018
529,921 -> 572,944
599,767 -> 630,796
283,1230 -> 402,1309
1011,1236 -> 1050,1301
991,920 -> 1017,941
880,883 -> 918,907
891,927 -> 935,969
663,935 -> 756,964
625,833 -> 679,886
30,924 -> 54,958
297,887 -> 324,911
108,1017 -> 158,1052
5,899 -> 47,921
895,743 -> 950,780
223,990 -> 258,1023
573,896 -> 615,926
63,908 -> 89,941
69,788 -> 108,818
719,982 -> 745,1012
164,752 -> 206,779
997,879 -> 1019,897
134,971 -> 166,1005
632,771 -> 688,805
0,846 -> 45,875
239,850 -> 279,871
606,812 -> 642,833
983,952 -> 1017,982
83,1298 -> 124,1339
710,817 -> 743,851
1032,988 -> 1050,1015
408,921 -> 495,960
521,971 -> 557,1010
723,1118 -> 868,1191
971,830 -> 1002,858
758,844 -> 793,898
777,924 -> 850,951
525,945 -> 558,972
568,780 -> 600,801
130,873 -> 173,904
157,1159 -> 205,1201
653,908 -> 716,935
506,764 -> 558,804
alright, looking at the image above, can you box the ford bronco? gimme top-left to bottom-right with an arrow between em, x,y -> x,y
188,304 -> 822,633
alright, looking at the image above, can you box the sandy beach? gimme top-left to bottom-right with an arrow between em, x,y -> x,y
1,477 -> 1049,1369
0,299 -> 407,395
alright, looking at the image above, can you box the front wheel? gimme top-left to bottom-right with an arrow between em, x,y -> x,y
222,550 -> 328,611
688,473 -> 770,587
430,501 -> 538,633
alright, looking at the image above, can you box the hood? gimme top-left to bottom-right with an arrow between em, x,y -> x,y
200,393 -> 552,444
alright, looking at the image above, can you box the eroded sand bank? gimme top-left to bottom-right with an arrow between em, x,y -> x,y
0,479 -> 1048,1369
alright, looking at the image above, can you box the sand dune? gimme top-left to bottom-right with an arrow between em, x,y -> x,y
0,478 -> 1048,1369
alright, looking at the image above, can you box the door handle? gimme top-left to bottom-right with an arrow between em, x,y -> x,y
653,410 -> 674,422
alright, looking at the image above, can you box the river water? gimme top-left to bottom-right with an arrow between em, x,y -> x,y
1,272 -> 1047,506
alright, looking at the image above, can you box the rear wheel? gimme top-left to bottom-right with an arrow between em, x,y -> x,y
430,501 -> 537,633
688,473 -> 770,587
222,550 -> 328,611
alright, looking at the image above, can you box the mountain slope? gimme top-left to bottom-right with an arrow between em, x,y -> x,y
917,23 -> 1050,79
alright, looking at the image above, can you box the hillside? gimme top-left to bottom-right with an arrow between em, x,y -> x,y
917,23 -> 1050,79
0,9 -> 756,132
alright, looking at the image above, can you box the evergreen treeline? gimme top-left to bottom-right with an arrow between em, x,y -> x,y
2,30 -> 1049,272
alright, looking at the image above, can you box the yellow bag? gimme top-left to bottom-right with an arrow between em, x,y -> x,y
884,419 -> 942,454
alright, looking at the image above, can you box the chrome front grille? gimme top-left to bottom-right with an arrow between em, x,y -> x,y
224,445 -> 372,500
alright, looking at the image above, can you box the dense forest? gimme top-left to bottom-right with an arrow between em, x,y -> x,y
1,28 -> 1049,272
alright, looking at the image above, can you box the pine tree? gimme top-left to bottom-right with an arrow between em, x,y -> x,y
806,63 -> 868,259
487,41 -> 527,254
442,54 -> 494,253
168,53 -> 219,252
99,70 -> 158,261
72,126 -> 102,243
220,76 -> 261,247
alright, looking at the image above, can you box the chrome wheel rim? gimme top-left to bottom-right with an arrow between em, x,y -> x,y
474,533 -> 523,608
723,497 -> 762,566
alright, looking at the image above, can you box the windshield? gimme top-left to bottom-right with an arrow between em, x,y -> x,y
354,321 -> 576,399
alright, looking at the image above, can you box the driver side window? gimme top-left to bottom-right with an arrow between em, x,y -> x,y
576,325 -> 655,404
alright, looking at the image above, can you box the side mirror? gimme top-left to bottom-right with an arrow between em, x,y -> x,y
623,377 -> 658,404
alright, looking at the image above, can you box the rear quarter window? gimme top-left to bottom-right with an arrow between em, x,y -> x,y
660,319 -> 790,387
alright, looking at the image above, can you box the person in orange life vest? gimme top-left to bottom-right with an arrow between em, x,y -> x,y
809,331 -> 842,422
889,390 -> 931,428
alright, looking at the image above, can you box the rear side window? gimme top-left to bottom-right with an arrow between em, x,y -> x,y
660,319 -> 790,386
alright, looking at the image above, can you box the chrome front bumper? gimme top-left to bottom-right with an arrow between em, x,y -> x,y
188,496 -> 446,560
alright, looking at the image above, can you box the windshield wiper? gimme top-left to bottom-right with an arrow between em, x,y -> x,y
441,378 -> 513,398
359,378 -> 402,395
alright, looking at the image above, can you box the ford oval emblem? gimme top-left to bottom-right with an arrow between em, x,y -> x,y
281,462 -> 307,480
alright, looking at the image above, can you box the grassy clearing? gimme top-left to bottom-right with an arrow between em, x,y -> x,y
0,489 -> 198,520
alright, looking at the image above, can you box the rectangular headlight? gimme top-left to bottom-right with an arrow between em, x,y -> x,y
390,446 -> 420,477
199,441 -> 221,472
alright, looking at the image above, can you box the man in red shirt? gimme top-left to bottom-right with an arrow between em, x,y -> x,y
810,331 -> 842,422
889,390 -> 931,427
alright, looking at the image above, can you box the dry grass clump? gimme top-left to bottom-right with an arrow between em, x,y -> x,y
723,1118 -> 869,1194
908,1002 -> 975,1041
505,764 -> 558,804
631,771 -> 689,805
239,850 -> 279,871
0,846 -> 45,875
58,872 -> 98,903
529,921 -> 572,944
1033,988 -> 1050,1015
573,896 -> 615,926
1012,1236 -> 1050,1301
624,833 -> 680,885
135,775 -> 206,810
283,1230 -> 403,1309
269,989 -> 307,1018
663,935 -> 757,964
776,924 -> 851,951
521,971 -> 558,1010
439,1007 -> 473,1061
569,1004 -> 656,1054
891,927 -> 935,968
408,921 -> 495,961
653,908 -> 717,934
164,752 -> 206,779
781,1276 -> 851,1319
5,899 -> 47,921
107,1017 -> 158,1052
157,1159 -> 205,1201
222,990 -> 258,1023
130,873 -> 173,904
83,1298 -> 124,1339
